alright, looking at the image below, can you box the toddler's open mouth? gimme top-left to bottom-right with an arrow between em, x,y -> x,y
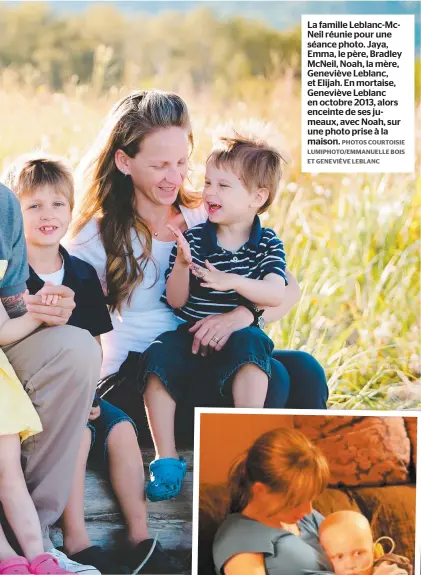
207,202 -> 222,214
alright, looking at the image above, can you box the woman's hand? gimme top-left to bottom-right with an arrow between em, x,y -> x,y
23,284 -> 76,326
167,224 -> 192,267
189,306 -> 253,356
190,260 -> 237,292
373,563 -> 408,575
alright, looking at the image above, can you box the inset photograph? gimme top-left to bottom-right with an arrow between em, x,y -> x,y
194,410 -> 418,575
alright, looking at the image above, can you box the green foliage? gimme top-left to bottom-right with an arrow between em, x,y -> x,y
0,79 -> 419,410
415,58 -> 421,102
0,3 -> 419,410
0,3 -> 417,102
0,4 -> 301,90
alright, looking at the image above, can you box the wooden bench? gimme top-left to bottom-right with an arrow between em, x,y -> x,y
50,449 -> 194,573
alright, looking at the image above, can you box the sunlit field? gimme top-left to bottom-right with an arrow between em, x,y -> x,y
1,71 -> 419,410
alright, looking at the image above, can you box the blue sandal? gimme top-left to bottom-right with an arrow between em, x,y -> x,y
146,457 -> 187,502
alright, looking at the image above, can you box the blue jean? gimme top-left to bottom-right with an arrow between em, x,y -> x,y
266,350 -> 328,409
193,350 -> 328,410
99,334 -> 328,411
87,396 -> 137,464
142,324 -> 274,401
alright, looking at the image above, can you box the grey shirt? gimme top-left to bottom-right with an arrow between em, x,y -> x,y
213,511 -> 334,575
0,184 -> 29,297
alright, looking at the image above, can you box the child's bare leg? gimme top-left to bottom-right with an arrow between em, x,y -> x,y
0,523 -> 18,561
61,428 -> 92,555
107,422 -> 149,545
231,364 -> 268,408
143,374 -> 177,459
0,435 -> 43,561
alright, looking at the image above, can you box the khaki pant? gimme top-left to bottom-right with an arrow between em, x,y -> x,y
3,325 -> 101,550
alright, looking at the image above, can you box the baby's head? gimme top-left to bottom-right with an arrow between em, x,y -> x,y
320,511 -> 374,575
204,134 -> 284,225
3,154 -> 74,248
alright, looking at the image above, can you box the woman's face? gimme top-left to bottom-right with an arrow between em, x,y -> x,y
267,498 -> 314,525
252,483 -> 314,526
122,126 -> 190,206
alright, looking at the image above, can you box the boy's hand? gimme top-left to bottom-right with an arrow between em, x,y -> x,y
190,260 -> 237,292
88,405 -> 101,421
167,224 -> 192,267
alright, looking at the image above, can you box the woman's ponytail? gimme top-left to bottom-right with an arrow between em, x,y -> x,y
225,427 -> 329,516
228,452 -> 251,513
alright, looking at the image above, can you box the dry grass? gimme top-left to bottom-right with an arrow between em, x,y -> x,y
1,72 -> 419,409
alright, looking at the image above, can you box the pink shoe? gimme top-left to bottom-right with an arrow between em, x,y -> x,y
28,555 -> 71,575
0,557 -> 31,574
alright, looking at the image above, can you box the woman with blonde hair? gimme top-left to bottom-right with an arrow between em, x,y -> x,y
65,89 -> 328,558
213,427 -> 331,575
213,428 -> 405,575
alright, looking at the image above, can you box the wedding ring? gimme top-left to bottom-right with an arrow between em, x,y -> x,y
211,336 -> 220,343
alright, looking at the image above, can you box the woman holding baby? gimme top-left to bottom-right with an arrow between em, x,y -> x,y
65,89 -> 329,503
213,427 -> 410,575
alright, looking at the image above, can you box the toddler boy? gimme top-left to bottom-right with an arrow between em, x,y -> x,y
319,510 -> 412,575
143,133 -> 289,502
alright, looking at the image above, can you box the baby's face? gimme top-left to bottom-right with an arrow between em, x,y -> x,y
321,527 -> 374,575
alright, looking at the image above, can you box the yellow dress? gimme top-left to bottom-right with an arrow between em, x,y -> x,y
0,260 -> 43,442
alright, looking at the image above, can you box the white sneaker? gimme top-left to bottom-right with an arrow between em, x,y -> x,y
47,549 -> 101,574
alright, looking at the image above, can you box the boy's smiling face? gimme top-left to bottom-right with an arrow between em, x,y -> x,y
203,162 -> 266,225
20,184 -> 72,248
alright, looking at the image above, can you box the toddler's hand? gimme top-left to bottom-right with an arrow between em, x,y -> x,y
373,563 -> 408,575
89,405 -> 101,421
190,260 -> 237,292
38,281 -> 61,306
167,224 -> 192,267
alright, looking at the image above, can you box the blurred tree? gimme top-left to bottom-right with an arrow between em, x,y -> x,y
0,3 -> 305,91
0,2 -> 416,97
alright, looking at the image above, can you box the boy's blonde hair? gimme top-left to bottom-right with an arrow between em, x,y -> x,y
207,133 -> 285,214
3,154 -> 74,210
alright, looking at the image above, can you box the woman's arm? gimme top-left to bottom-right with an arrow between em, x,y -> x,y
262,269 -> 301,324
224,552 -> 267,575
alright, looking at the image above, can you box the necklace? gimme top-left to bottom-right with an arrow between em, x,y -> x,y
147,207 -> 177,238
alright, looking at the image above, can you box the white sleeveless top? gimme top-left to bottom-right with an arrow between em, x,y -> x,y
64,204 -> 207,377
